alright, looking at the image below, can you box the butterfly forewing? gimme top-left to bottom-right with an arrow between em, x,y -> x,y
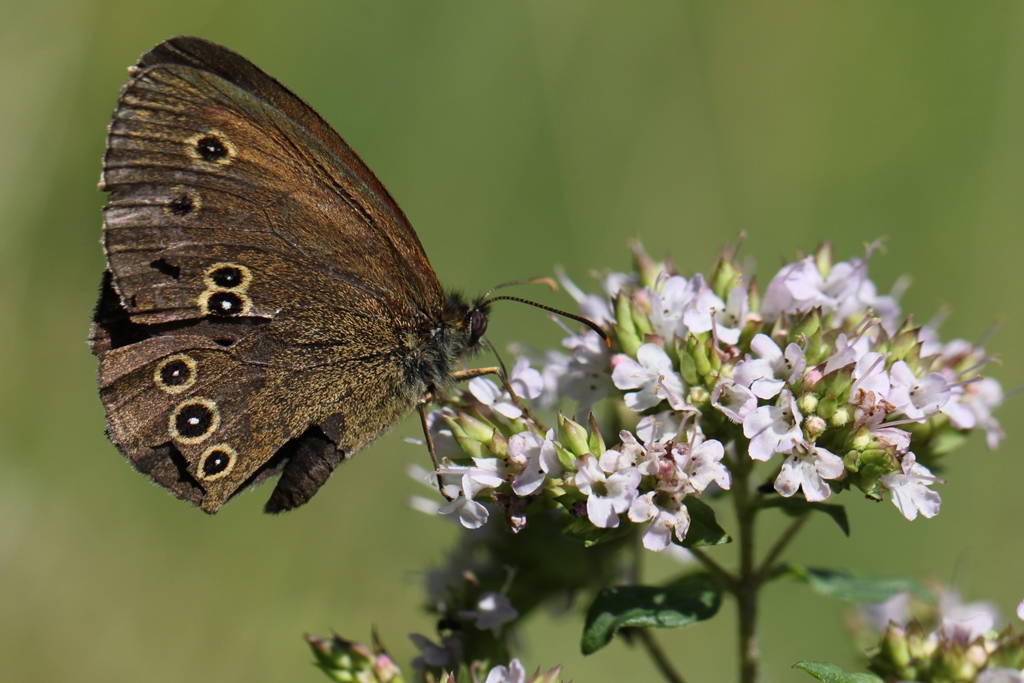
92,37 -> 461,513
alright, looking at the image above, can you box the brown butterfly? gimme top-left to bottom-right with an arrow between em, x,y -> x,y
90,37 -> 504,514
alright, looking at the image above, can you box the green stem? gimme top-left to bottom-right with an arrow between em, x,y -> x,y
755,513 -> 809,582
636,629 -> 687,683
731,453 -> 759,683
689,546 -> 737,592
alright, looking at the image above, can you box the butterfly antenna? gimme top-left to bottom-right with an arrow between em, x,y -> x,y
480,336 -> 510,381
480,276 -> 558,300
483,295 -> 610,347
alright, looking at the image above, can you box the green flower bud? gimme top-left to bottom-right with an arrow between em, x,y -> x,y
457,413 -> 495,445
816,395 -> 837,420
814,242 -> 834,278
558,413 -> 590,457
587,413 -> 606,456
678,341 -> 699,385
615,292 -> 642,357
689,334 -> 712,378
711,253 -> 742,300
630,297 -> 654,338
306,633 -> 405,683
490,429 -> 508,457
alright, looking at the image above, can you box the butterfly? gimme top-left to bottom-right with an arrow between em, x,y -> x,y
90,37 -> 498,514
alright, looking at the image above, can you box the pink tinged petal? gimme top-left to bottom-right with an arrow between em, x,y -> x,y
468,593 -> 518,631
440,495 -> 490,529
682,281 -> 724,334
750,376 -> 785,400
813,446 -> 845,480
469,377 -> 503,405
733,358 -> 771,388
605,468 -> 641,512
573,455 -> 604,496
641,515 -> 673,552
671,505 -> 691,542
1017,600 -> 1024,621
587,495 -> 620,528
743,395 -> 803,461
782,343 -> 807,383
611,355 -> 650,390
510,359 -> 543,399
492,400 -> 524,419
852,352 -> 890,397
750,333 -> 783,363
637,343 -> 675,375
599,448 -> 634,472
880,454 -> 943,520
712,380 -> 757,423
628,491 -> 657,523
637,412 -> 681,443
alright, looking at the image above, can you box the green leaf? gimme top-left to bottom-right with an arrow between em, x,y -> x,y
761,497 -> 850,536
680,496 -> 731,547
581,574 -> 722,654
793,661 -> 884,682
784,565 -> 935,603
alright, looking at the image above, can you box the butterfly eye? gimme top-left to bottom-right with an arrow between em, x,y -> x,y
170,398 -> 220,444
199,444 -> 237,481
468,309 -> 488,347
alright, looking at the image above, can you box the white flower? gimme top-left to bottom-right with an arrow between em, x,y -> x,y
711,379 -> 757,423
851,351 -> 890,399
628,491 -> 691,551
880,453 -> 943,520
469,359 -> 542,419
435,461 -> 507,529
861,592 -> 912,631
774,445 -> 845,502
743,390 -> 803,461
887,361 -> 951,421
458,592 -> 518,632
956,377 -> 1004,449
733,334 -> 806,400
680,274 -> 726,336
1017,599 -> 1024,622
673,436 -> 731,494
636,411 -> 682,444
540,329 -> 613,414
714,284 -> 749,346
977,669 -> 1024,683
936,588 -> 1000,647
556,267 -> 630,326
648,275 -> 696,341
573,453 -> 641,528
823,332 -> 872,375
508,429 -> 561,496
482,658 -> 527,683
612,343 -> 686,411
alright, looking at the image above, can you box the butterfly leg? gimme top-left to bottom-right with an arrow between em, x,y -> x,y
417,401 -> 455,502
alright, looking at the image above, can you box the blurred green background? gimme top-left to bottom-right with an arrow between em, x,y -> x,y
1,2 -> 1022,681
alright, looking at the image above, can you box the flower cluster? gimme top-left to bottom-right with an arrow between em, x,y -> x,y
853,589 -> 1024,682
307,631 -> 562,683
415,242 -> 1004,551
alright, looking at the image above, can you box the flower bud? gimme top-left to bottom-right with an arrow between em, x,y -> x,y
615,292 -> 643,356
558,413 -> 590,457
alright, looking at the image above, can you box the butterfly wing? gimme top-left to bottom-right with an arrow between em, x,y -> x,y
92,37 -> 444,512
